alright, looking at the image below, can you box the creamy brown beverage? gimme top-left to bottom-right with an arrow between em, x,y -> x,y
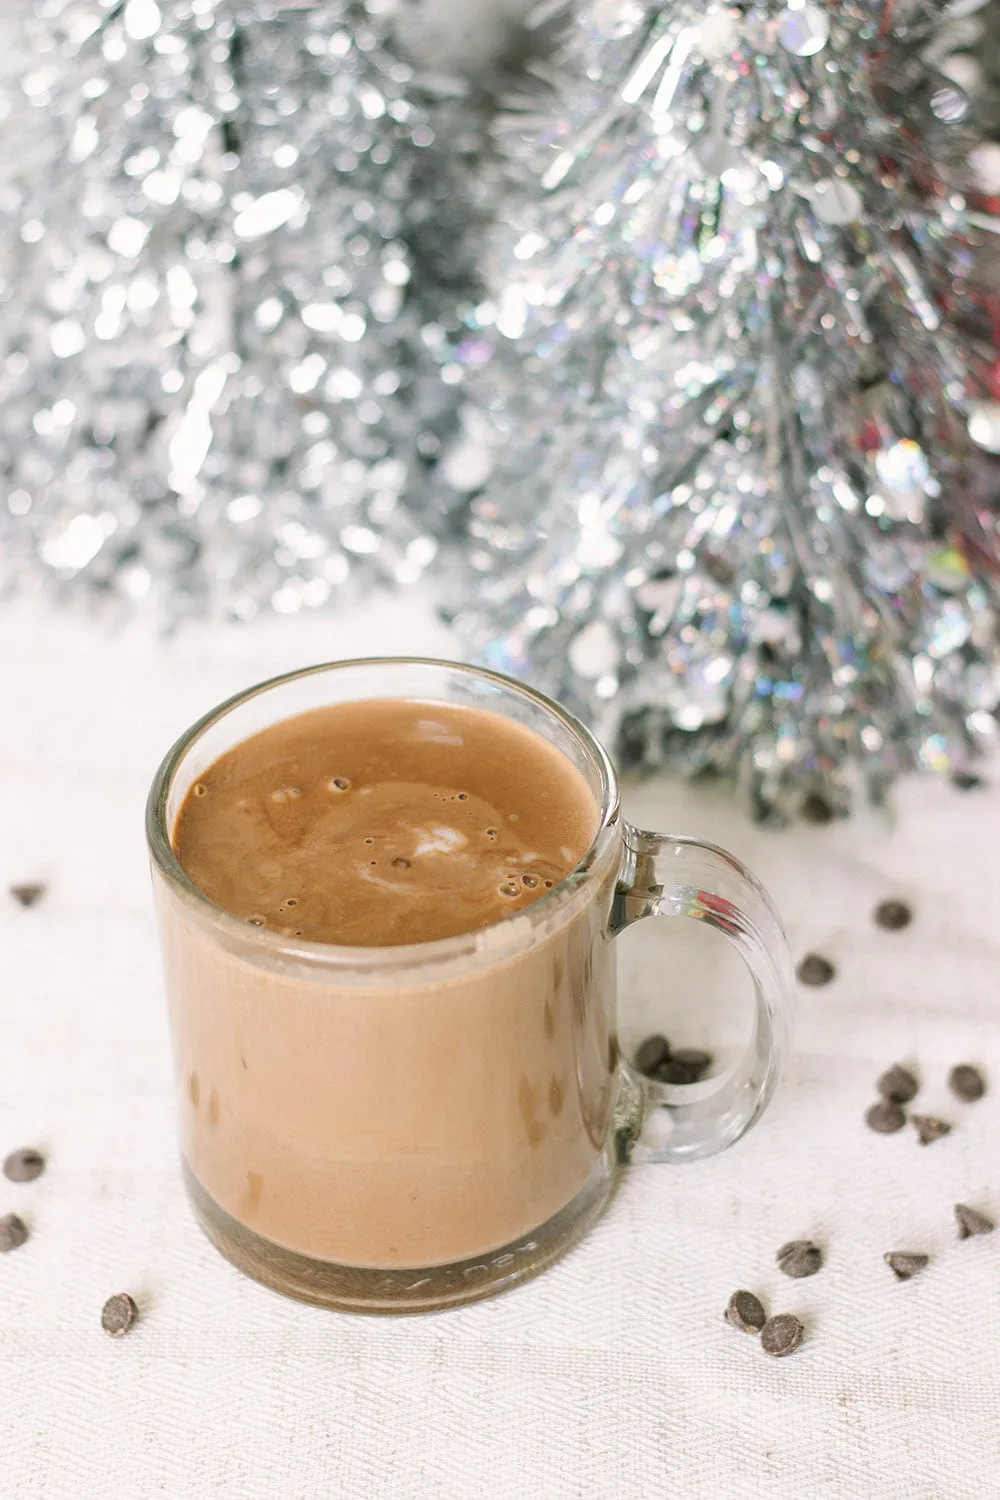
160,699 -> 618,1271
174,700 -> 596,946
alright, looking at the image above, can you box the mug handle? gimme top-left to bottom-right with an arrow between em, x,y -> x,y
610,823 -> 795,1164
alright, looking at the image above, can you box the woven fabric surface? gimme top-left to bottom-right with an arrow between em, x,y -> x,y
0,594 -> 998,1500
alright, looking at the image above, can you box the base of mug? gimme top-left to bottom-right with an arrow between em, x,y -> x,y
182,1152 -> 618,1313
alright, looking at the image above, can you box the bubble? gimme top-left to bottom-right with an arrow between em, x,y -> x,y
369,860 -> 377,866
294,930 -> 303,937
247,916 -> 265,926
363,837 -> 374,846
193,782 -> 208,798
284,897 -> 298,908
498,880 -> 520,898
544,880 -> 553,889
327,776 -> 351,793
271,786 -> 301,803
457,792 -> 468,801
521,874 -> 539,889
485,827 -> 498,839
390,856 -> 411,869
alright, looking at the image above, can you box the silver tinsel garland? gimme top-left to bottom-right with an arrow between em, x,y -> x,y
0,0 -> 486,617
448,0 -> 1000,818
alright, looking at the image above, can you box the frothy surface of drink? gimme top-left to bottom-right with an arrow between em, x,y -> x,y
173,699 -> 598,946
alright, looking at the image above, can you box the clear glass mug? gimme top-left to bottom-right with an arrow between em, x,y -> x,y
147,659 -> 794,1313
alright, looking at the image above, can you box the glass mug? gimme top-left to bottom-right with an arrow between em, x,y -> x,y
147,659 -> 794,1313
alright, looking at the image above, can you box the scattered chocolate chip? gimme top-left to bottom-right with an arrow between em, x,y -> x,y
776,1240 -> 823,1279
3,1148 -> 45,1183
658,1048 -> 712,1085
796,954 -> 835,986
634,1034 -> 670,1076
800,793 -> 834,825
877,1065 -> 918,1104
0,1213 -> 28,1252
948,1065 -> 985,1103
952,771 -> 985,791
725,1290 -> 766,1334
874,899 -> 912,931
866,1100 -> 906,1134
884,1252 -> 929,1281
760,1314 -> 803,1358
101,1292 -> 139,1338
911,1114 -> 951,1146
954,1203 -> 994,1240
9,883 -> 45,908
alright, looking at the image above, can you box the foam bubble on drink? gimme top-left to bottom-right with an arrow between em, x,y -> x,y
326,777 -> 351,793
270,786 -> 301,803
193,783 -> 208,798
411,826 -> 468,857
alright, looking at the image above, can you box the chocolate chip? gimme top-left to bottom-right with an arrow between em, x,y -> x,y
796,954 -> 834,986
866,1100 -> 906,1134
634,1034 -> 670,1076
800,793 -> 834,825
952,771 -> 985,791
954,1203 -> 994,1240
658,1048 -> 712,1085
725,1290 -> 766,1333
9,883 -> 45,908
874,899 -> 912,931
948,1065 -> 985,1103
911,1114 -> 951,1146
884,1252 -> 929,1281
760,1314 -> 803,1357
101,1292 -> 139,1338
0,1213 -> 28,1252
3,1148 -> 45,1183
776,1240 -> 823,1279
877,1065 -> 918,1104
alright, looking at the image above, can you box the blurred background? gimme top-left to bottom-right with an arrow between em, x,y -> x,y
1,0 -> 998,823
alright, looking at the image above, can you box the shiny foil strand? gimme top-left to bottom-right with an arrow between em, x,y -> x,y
445,0 -> 1000,820
0,0 -> 487,618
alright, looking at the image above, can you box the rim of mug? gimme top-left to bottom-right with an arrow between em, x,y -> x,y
145,657 -> 621,974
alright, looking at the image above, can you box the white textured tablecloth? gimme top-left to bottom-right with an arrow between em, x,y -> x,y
1,594 -> 999,1500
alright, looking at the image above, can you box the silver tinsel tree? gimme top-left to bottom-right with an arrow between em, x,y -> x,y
449,0 -> 1000,818
0,0 -> 484,617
